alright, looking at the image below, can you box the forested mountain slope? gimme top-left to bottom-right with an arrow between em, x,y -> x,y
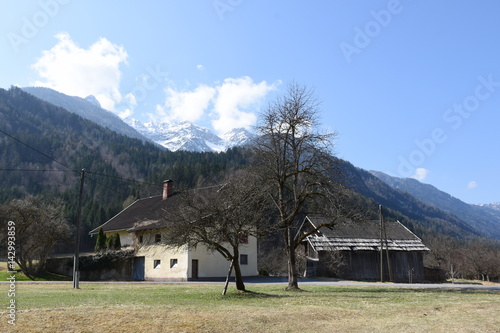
0,87 -> 248,249
370,171 -> 500,239
22,86 -> 151,143
337,161 -> 491,240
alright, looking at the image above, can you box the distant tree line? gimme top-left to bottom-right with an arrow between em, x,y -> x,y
425,235 -> 500,282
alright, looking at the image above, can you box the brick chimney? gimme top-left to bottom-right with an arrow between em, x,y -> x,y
162,179 -> 173,200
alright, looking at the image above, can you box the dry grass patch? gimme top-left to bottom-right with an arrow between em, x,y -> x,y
0,283 -> 498,333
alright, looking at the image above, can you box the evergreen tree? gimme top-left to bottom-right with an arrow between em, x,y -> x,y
95,227 -> 107,252
112,233 -> 121,250
106,233 -> 121,251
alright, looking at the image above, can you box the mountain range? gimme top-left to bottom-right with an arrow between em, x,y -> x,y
22,87 -> 254,152
22,87 -> 150,143
370,171 -> 500,239
477,202 -> 500,212
2,86 -> 500,244
123,118 -> 254,152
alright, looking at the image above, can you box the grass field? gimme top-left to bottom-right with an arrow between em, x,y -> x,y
0,282 -> 499,333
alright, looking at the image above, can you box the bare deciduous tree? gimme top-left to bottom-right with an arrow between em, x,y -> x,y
463,239 -> 500,281
162,170 -> 269,292
253,82 -> 350,290
425,235 -> 500,281
0,195 -> 71,278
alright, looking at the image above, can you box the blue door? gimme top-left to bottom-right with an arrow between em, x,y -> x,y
133,257 -> 145,281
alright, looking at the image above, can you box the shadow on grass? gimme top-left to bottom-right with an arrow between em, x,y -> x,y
37,270 -> 72,281
220,289 -> 290,300
310,286 -> 496,295
0,270 -> 72,281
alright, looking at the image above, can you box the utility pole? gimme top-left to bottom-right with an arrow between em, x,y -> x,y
73,169 -> 85,289
379,205 -> 383,282
382,208 -> 392,282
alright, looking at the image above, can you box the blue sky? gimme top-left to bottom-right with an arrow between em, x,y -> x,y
1,0 -> 499,204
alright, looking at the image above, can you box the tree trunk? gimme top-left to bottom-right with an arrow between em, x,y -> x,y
34,254 -> 47,276
285,228 -> 299,290
232,247 -> 246,291
16,258 -> 35,280
233,260 -> 246,291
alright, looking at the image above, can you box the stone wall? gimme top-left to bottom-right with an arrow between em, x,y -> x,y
45,251 -> 134,281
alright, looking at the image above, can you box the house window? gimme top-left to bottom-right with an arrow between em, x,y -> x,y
240,254 -> 248,265
153,260 -> 161,269
155,233 -> 161,243
170,259 -> 178,268
138,235 -> 143,244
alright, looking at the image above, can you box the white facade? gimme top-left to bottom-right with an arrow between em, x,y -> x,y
114,230 -> 134,248
110,229 -> 258,281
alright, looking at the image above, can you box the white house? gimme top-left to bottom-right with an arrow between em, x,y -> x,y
89,180 -> 258,281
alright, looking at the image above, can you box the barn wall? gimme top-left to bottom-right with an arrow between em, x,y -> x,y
310,250 -> 426,282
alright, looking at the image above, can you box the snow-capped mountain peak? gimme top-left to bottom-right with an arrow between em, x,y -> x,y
84,95 -> 101,108
221,128 -> 255,148
476,202 -> 500,212
124,118 -> 254,152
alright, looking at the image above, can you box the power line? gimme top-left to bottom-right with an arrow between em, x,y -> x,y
0,167 -> 160,190
0,168 -> 74,173
85,170 -> 161,187
0,127 -> 77,173
0,127 -> 162,192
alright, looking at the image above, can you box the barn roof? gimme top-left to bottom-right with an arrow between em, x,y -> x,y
304,216 -> 429,252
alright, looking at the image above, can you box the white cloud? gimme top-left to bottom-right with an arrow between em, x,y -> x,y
467,181 -> 478,189
155,76 -> 278,133
411,168 -> 429,181
197,64 -> 205,71
116,93 -> 136,119
156,85 -> 216,123
31,32 -> 128,111
212,77 -> 278,134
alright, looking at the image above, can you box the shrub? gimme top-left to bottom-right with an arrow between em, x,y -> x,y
108,233 -> 121,251
94,227 -> 107,252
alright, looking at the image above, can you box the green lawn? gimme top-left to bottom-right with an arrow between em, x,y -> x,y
0,283 -> 499,332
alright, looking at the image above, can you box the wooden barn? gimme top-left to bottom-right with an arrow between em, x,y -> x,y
300,216 -> 429,282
